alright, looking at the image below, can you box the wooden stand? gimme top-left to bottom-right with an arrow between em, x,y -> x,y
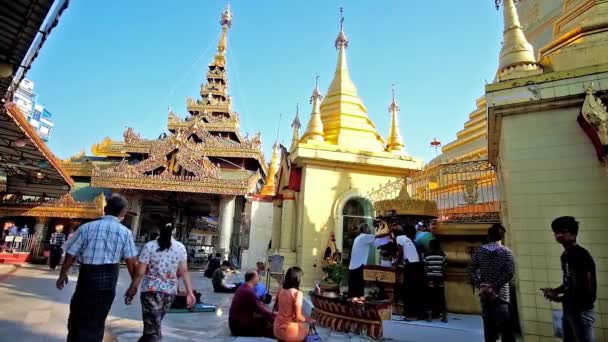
363,265 -> 403,314
310,292 -> 392,339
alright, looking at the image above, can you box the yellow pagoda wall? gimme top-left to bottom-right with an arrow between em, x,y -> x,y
294,164 -> 402,287
489,72 -> 608,341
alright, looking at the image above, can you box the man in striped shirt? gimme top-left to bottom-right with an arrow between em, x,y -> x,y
56,194 -> 138,342
467,224 -> 515,342
423,239 -> 447,322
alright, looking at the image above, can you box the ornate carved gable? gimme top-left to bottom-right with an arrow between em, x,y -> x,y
578,84 -> 608,161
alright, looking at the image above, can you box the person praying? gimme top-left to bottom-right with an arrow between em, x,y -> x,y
228,270 -> 275,338
347,222 -> 389,298
212,261 -> 240,293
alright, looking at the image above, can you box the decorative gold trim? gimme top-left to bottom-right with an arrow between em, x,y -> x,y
0,194 -> 104,219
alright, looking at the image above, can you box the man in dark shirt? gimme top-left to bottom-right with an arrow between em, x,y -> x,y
467,224 -> 515,342
212,261 -> 239,293
228,270 -> 274,338
204,252 -> 222,278
542,216 -> 596,342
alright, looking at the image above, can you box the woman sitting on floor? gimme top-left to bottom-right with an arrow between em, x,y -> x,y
273,266 -> 315,342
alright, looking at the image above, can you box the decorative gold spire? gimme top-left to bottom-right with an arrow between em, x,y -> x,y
320,7 -> 385,151
495,0 -> 541,80
301,75 -> 325,143
290,104 -> 301,151
386,84 -> 405,153
259,143 -> 280,197
214,4 -> 232,68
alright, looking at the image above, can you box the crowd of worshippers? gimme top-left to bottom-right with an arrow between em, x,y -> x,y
347,221 -> 448,322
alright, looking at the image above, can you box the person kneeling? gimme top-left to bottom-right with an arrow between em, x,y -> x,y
228,270 -> 275,339
212,261 -> 240,293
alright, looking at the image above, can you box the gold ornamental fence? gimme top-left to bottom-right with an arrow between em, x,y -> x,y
368,160 -> 500,224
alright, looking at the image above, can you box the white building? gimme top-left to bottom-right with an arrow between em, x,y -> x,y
12,79 -> 55,141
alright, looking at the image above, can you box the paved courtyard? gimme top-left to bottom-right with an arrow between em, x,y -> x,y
0,264 -> 392,342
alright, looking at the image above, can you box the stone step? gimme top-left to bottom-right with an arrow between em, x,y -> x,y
383,314 -> 483,342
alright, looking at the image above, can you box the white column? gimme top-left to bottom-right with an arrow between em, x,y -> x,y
218,195 -> 236,258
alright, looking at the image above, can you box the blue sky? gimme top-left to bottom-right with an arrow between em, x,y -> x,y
29,1 -> 503,163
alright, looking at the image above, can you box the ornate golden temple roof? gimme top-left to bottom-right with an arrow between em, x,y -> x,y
319,8 -> 386,152
386,85 -> 406,154
495,0 -> 542,81
91,124 -> 262,195
0,193 -> 104,219
77,7 -> 266,195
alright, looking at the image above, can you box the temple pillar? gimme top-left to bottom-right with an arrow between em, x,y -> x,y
280,191 -> 296,250
270,201 -> 283,251
34,217 -> 50,257
218,195 -> 236,258
279,190 -> 297,268
129,196 -> 143,240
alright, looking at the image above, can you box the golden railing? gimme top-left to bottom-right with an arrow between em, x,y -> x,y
367,160 -> 500,224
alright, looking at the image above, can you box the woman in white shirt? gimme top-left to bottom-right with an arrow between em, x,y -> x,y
125,224 -> 195,341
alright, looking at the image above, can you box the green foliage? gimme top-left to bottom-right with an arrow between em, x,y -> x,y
322,262 -> 344,285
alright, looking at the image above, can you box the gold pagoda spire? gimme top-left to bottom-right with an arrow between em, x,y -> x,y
386,84 -> 405,153
214,4 -> 232,68
495,0 -> 541,80
259,142 -> 280,197
290,105 -> 301,151
301,75 -> 325,143
320,7 -> 385,151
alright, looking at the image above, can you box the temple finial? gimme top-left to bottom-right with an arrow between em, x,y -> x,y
259,142 -> 280,197
386,84 -> 405,154
495,0 -> 542,80
335,7 -> 348,49
220,3 -> 232,28
290,104 -> 301,151
301,76 -> 325,143
214,4 -> 232,67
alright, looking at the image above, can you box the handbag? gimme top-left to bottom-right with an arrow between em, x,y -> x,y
305,324 -> 321,342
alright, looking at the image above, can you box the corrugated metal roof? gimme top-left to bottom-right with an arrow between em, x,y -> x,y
0,0 -> 69,99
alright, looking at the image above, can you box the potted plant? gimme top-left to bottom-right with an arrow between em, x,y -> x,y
320,262 -> 344,295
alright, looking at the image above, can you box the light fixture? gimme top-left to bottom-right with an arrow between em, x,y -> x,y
36,172 -> 44,180
14,138 -> 26,147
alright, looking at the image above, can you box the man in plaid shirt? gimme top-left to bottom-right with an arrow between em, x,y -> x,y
56,194 -> 138,342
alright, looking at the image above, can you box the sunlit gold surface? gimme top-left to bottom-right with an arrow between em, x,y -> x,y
497,0 -> 542,80
319,23 -> 385,152
259,143 -> 280,197
300,79 -> 325,144
385,86 -> 405,154
0,194 -> 104,219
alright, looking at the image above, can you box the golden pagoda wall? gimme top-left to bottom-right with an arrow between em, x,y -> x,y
294,164 -> 403,287
487,70 -> 608,341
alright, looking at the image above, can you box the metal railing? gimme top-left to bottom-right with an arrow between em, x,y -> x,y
409,160 -> 500,223
367,160 -> 500,224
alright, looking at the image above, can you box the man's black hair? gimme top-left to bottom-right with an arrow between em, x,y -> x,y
221,260 -> 231,267
551,216 -> 579,235
215,252 -> 222,258
487,223 -> 506,242
429,239 -> 441,251
244,270 -> 257,282
104,194 -> 128,216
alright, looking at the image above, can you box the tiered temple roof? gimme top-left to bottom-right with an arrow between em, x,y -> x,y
69,6 -> 266,196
